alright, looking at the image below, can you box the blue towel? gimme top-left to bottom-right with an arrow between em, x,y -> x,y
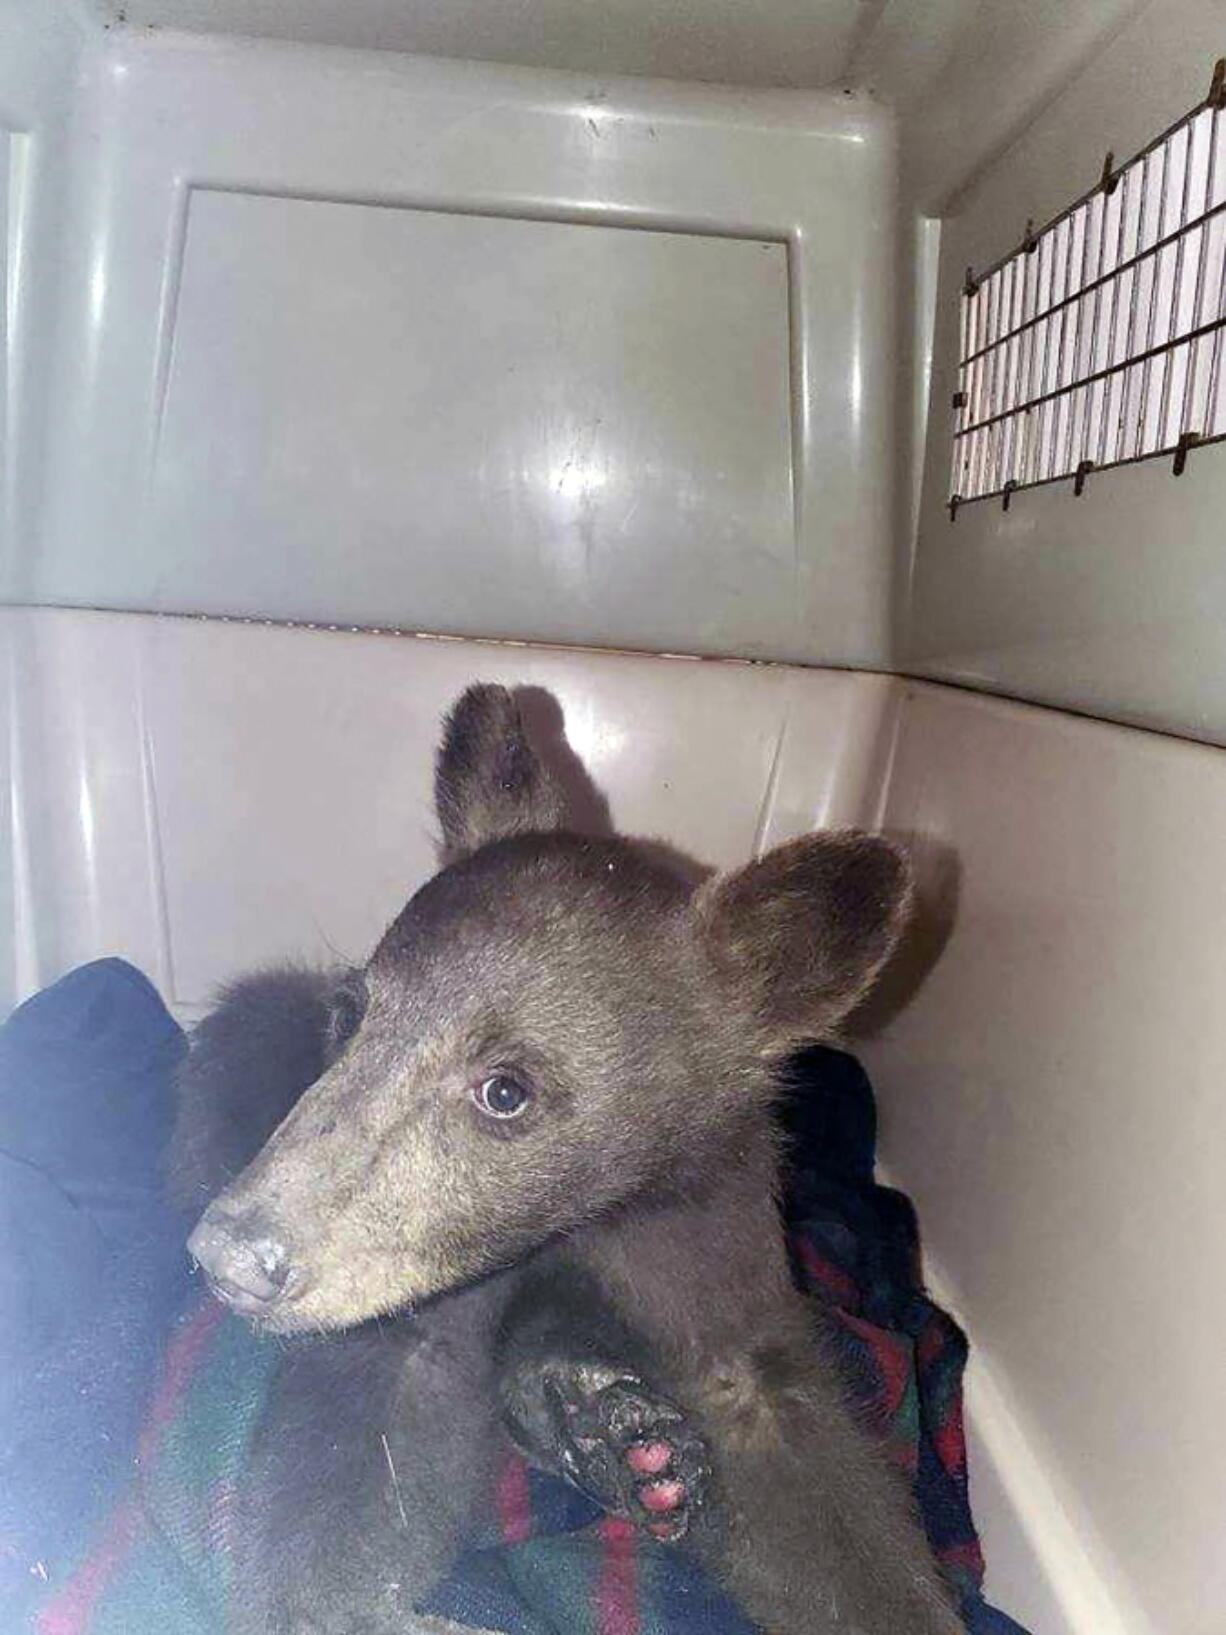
0,960 -> 191,1621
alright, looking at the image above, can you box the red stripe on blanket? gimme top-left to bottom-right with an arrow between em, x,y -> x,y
792,1239 -> 860,1309
596,1517 -> 639,1635
917,1318 -> 945,1371
35,1502 -> 143,1635
36,1298 -> 226,1635
496,1453 -> 533,1546
933,1391 -> 968,1477
135,1299 -> 226,1466
838,1311 -> 909,1421
939,1539 -> 986,1577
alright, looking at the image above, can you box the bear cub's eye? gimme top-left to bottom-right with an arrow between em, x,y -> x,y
473,1072 -> 532,1120
326,980 -> 367,1060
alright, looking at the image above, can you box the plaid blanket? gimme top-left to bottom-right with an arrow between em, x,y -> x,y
30,1044 -> 1029,1635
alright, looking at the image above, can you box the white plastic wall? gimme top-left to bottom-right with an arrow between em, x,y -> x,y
1,0 -> 97,1012
906,1 -> 1226,745
6,24 -> 899,669
866,682 -> 1226,1635
2,607 -> 897,1017
0,0 -> 91,584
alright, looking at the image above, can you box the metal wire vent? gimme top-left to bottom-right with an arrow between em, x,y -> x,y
950,59 -> 1226,516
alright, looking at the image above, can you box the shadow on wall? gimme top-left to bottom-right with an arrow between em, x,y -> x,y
516,684 -> 714,889
844,835 -> 962,1041
521,683 -> 960,1032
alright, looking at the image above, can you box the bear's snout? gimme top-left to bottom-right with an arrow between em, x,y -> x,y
189,1208 -> 299,1316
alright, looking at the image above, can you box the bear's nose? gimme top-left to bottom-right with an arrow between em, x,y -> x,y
188,1211 -> 293,1314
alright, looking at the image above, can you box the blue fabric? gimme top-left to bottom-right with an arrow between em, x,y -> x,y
0,960 -> 191,1621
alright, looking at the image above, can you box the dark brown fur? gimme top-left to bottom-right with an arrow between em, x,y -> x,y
183,684 -> 961,1634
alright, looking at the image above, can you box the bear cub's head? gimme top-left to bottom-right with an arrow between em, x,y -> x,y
190,684 -> 910,1332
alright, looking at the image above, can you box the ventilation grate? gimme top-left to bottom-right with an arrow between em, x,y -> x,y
950,59 -> 1226,515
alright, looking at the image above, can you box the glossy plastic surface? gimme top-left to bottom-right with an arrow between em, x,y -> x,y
149,196 -> 795,655
866,679 -> 1226,1635
907,2 -> 1226,745
12,29 -> 898,668
3,606 -> 897,1012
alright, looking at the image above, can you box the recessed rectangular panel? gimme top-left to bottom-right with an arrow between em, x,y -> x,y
149,192 -> 794,654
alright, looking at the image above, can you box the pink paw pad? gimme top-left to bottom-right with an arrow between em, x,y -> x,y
648,1519 -> 682,1539
639,1479 -> 686,1513
626,1440 -> 673,1476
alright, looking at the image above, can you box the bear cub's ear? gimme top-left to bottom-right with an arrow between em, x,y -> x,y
693,832 -> 913,1054
435,684 -> 569,862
